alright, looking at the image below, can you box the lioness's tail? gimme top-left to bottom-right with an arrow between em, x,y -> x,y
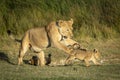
7,30 -> 21,43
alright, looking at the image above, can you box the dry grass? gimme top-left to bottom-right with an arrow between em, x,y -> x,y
0,37 -> 120,80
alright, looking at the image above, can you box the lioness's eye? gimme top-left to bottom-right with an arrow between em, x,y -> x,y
67,29 -> 69,31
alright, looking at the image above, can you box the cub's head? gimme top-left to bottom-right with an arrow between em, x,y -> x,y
93,49 -> 101,61
28,56 -> 39,66
57,19 -> 73,39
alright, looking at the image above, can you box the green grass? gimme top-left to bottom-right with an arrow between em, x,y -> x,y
0,0 -> 120,39
0,61 -> 119,80
0,37 -> 120,80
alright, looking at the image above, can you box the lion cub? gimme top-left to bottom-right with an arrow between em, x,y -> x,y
29,54 -> 52,66
65,45 -> 101,67
29,56 -> 39,66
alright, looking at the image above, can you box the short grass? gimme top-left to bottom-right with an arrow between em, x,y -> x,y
0,37 -> 120,80
0,61 -> 120,80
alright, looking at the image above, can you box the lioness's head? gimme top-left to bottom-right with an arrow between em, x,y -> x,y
57,19 -> 73,39
93,49 -> 101,61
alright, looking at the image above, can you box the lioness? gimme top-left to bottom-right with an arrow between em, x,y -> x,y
18,19 -> 78,66
65,46 -> 101,67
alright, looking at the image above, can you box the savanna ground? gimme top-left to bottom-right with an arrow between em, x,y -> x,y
0,37 -> 120,80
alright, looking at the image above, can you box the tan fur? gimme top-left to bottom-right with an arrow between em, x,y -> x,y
65,47 -> 101,67
18,19 -> 78,66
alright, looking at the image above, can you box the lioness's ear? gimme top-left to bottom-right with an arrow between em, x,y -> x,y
57,20 -> 64,27
68,18 -> 73,26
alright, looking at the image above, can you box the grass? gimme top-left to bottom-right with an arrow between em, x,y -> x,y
0,37 -> 120,80
0,61 -> 119,80
0,0 -> 120,39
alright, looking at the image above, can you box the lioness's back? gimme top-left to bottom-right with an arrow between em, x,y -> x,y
26,27 -> 49,48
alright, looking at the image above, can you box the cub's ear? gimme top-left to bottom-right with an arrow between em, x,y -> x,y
68,18 -> 73,26
93,49 -> 98,53
48,53 -> 52,57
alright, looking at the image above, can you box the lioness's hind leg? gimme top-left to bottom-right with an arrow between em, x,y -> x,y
18,42 -> 29,65
37,51 -> 46,66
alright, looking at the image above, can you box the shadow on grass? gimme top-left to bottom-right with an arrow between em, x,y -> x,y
0,51 -> 15,65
